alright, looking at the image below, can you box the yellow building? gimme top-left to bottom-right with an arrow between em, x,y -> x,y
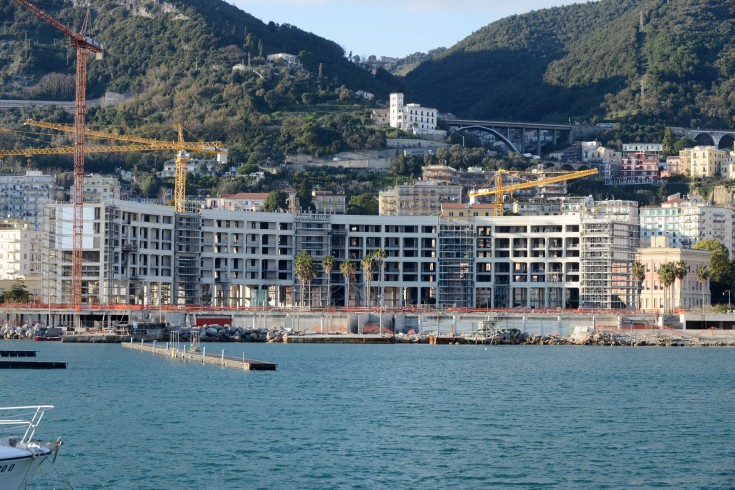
379,182 -> 461,216
440,202 -> 496,220
682,146 -> 727,178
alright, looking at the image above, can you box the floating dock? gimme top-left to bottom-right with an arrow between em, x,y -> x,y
0,350 -> 37,357
0,360 -> 66,369
121,341 -> 276,371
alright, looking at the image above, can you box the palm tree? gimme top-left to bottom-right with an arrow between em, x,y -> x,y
322,255 -> 335,308
631,261 -> 646,311
673,260 -> 688,310
361,254 -> 374,307
294,251 -> 314,307
372,249 -> 387,309
657,262 -> 676,314
695,264 -> 710,311
340,260 -> 356,307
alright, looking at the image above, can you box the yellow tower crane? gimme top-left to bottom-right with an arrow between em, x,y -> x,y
468,168 -> 599,216
21,120 -> 228,212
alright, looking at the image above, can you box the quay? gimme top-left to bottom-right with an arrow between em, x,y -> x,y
0,350 -> 36,357
0,360 -> 66,369
122,341 -> 276,371
283,334 -> 393,344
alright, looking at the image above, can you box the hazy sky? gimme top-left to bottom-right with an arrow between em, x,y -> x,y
230,0 -> 590,58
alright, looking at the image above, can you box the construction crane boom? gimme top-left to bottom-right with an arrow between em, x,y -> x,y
24,120 -> 225,149
11,0 -> 102,308
468,168 -> 599,216
23,120 -> 227,212
0,143 -> 221,158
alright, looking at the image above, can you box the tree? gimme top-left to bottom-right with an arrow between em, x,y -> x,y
657,263 -> 676,314
631,261 -> 646,310
372,249 -> 387,309
322,255 -> 335,307
695,264 -> 710,311
138,173 -> 160,198
2,281 -> 30,303
345,194 -> 378,215
264,190 -> 289,212
361,254 -> 374,307
294,251 -> 315,306
673,260 -> 689,308
340,260 -> 356,307
662,127 -> 674,157
693,239 -> 731,283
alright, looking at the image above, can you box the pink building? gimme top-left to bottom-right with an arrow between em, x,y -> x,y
620,152 -> 660,184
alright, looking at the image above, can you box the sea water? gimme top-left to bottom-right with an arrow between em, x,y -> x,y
3,341 -> 734,489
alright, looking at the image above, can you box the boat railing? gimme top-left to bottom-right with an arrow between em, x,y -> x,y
0,405 -> 53,444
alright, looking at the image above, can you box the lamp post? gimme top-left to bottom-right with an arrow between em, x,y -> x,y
724,290 -> 731,310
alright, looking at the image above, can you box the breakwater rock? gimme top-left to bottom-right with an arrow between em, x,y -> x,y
1,323 -> 39,339
172,325 -> 276,343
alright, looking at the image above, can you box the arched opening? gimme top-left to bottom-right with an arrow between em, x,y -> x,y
694,132 -> 715,147
455,125 -> 520,153
718,134 -> 735,151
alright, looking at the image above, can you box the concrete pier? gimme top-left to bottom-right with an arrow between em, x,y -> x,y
0,350 -> 37,357
0,360 -> 66,369
121,341 -> 276,371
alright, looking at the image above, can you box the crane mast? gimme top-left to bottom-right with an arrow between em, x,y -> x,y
11,0 -> 102,308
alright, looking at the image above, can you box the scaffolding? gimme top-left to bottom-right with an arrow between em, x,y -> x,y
580,212 -> 639,309
40,204 -> 60,305
294,213 -> 331,307
438,221 -> 475,308
174,212 -> 201,305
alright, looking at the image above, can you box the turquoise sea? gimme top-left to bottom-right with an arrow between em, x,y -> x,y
3,341 -> 734,489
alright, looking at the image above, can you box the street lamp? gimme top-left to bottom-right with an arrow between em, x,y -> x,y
724,290 -> 731,310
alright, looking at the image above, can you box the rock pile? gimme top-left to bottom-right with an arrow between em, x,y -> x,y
1,323 -> 37,339
172,324 -> 284,343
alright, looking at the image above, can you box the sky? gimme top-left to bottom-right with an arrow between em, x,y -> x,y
230,0 -> 590,59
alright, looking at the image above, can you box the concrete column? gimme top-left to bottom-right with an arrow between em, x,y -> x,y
536,129 -> 542,156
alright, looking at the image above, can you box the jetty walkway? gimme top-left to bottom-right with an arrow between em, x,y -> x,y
121,340 -> 276,371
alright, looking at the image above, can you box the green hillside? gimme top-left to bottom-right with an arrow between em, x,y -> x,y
0,0 -> 402,166
404,0 -> 735,128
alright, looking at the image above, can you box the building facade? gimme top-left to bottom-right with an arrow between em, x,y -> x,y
35,198 -> 641,311
379,182 -> 462,216
0,170 -> 55,230
640,194 -> 734,257
637,236 -> 710,311
389,93 -> 438,134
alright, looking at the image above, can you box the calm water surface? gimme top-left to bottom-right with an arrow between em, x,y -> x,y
2,341 -> 734,489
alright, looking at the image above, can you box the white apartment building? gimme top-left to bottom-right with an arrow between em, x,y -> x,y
0,222 -> 42,280
0,170 -> 55,230
205,193 -> 270,212
389,93 -> 438,134
640,194 -> 734,256
623,143 -> 662,155
36,198 -> 640,311
71,173 -> 121,203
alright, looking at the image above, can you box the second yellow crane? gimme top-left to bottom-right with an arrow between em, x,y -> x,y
468,168 -> 599,216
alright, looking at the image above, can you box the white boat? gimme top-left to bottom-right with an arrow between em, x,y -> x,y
0,405 -> 62,490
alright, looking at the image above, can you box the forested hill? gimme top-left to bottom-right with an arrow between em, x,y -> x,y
0,0 -> 398,98
0,0 -> 401,161
403,0 -> 735,128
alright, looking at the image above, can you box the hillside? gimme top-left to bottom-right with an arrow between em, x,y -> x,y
404,0 -> 735,128
0,0 -> 402,166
